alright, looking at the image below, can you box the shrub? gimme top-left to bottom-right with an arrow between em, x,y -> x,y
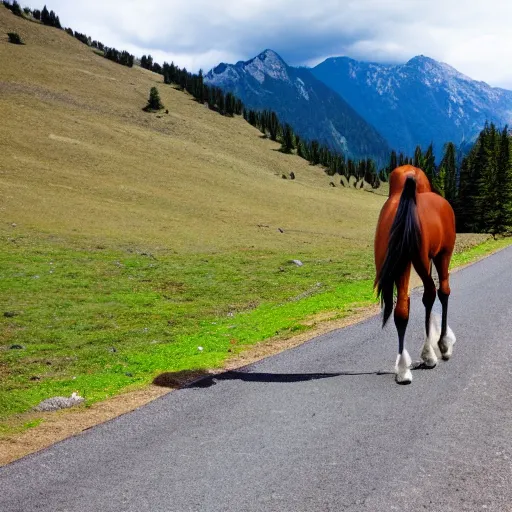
7,32 -> 24,44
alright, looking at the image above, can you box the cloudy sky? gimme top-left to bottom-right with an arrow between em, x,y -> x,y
23,0 -> 512,88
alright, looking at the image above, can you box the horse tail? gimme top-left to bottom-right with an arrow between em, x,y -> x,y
377,176 -> 421,327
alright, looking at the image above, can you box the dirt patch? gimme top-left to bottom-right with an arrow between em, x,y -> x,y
76,68 -> 118,81
49,133 -> 81,144
0,386 -> 171,466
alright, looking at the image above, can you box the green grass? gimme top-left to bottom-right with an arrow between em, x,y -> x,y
0,231 -> 375,424
2,231 -> 510,432
450,236 -> 512,268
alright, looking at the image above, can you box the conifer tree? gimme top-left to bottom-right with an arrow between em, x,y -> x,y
144,86 -> 164,111
280,123 -> 295,153
41,5 -> 50,24
413,145 -> 423,168
309,140 -> 320,165
423,143 -> 436,183
491,126 -> 512,235
439,142 -> 457,203
269,112 -> 279,141
389,150 -> 397,172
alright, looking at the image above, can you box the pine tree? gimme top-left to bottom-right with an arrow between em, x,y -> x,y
439,142 -> 457,203
41,5 -> 50,24
144,86 -> 164,111
269,112 -> 279,141
476,123 -> 499,232
297,140 -> 308,160
197,69 -> 205,103
423,143 -> 436,183
413,145 -> 423,168
389,150 -> 397,172
309,140 -> 320,165
432,166 -> 446,197
11,0 -> 22,16
491,126 -> 512,235
248,110 -> 257,126
347,159 -> 356,180
280,123 -> 295,153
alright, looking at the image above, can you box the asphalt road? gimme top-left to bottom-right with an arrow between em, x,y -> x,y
2,247 -> 512,512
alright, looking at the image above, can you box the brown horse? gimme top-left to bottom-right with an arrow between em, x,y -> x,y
374,165 -> 457,384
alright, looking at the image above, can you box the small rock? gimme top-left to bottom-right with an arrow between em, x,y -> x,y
9,344 -> 24,350
125,372 -> 133,377
30,376 -> 41,381
34,392 -> 84,412
198,346 -> 204,352
109,347 -> 117,353
4,311 -> 17,318
290,259 -> 303,267
11,223 -> 16,227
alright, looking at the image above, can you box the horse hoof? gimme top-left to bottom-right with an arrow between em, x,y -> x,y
439,341 -> 453,360
395,369 -> 412,385
422,358 -> 437,368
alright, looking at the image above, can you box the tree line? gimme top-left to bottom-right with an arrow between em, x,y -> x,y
144,59 -> 382,187
3,1 -> 61,27
2,1 -> 134,67
456,123 -> 512,235
388,124 -> 512,235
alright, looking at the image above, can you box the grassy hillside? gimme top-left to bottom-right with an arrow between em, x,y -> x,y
0,7 -> 385,250
0,6 -> 500,436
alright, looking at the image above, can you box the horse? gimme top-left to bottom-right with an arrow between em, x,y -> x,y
374,165 -> 457,384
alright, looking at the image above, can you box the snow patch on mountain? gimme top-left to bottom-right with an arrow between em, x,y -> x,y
295,78 -> 309,100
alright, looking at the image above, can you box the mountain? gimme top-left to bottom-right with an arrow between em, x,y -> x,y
205,50 -> 390,163
312,55 -> 512,158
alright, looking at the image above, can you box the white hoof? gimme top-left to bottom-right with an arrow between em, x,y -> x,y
420,341 -> 438,368
395,350 -> 412,384
439,326 -> 456,360
396,369 -> 412,384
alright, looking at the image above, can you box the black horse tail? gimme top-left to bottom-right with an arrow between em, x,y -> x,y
377,176 -> 421,327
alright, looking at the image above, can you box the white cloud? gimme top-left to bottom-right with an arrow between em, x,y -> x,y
22,0 -> 512,88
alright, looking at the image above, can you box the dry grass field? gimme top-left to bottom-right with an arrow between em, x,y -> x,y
0,7 -> 386,253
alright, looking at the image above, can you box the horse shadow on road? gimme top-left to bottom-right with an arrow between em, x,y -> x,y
153,362 -> 432,389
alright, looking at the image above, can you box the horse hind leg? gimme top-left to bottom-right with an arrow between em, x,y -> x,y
434,252 -> 456,360
394,266 -> 412,384
416,261 -> 439,368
